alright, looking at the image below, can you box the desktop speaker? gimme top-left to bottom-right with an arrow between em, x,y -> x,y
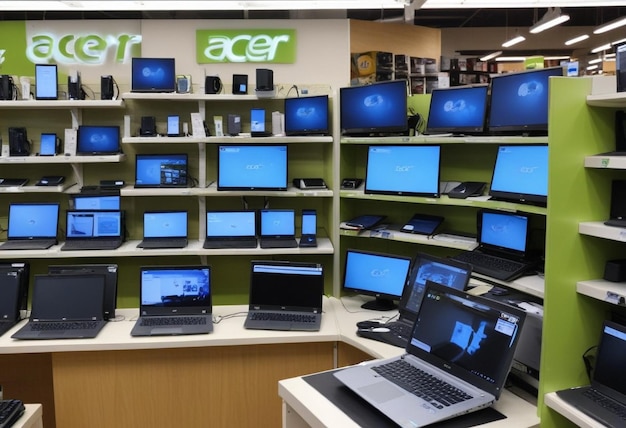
227,114 -> 241,136
256,68 -> 274,92
8,127 -> 30,156
140,116 -> 156,137
232,74 -> 248,95
204,76 -> 222,94
68,71 -> 83,100
101,75 -> 114,100
604,259 -> 626,282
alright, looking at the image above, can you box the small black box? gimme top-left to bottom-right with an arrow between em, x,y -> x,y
232,74 -> 248,95
604,259 -> 626,282
101,75 -> 114,100
140,116 -> 156,136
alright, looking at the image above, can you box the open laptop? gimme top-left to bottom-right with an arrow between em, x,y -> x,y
137,211 -> 188,249
359,253 -> 472,348
0,202 -> 59,250
47,264 -> 118,321
0,263 -> 29,337
604,180 -> 626,228
203,210 -> 257,249
334,281 -> 526,428
131,266 -> 213,337
61,210 -> 124,251
11,273 -> 108,340
244,260 -> 324,331
556,320 -> 626,427
450,209 -> 535,282
259,209 -> 298,249
134,153 -> 189,188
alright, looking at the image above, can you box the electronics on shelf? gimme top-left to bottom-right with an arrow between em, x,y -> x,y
76,125 -> 121,155
489,144 -> 548,205
134,153 -> 189,188
284,95 -> 330,136
131,57 -> 176,93
217,144 -> 287,191
425,84 -> 489,135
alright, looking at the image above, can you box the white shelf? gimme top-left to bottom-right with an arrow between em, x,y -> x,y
584,154 -> 626,169
586,91 -> 626,108
577,279 -> 626,306
120,184 -> 333,198
0,154 -> 125,164
122,135 -> 333,144
122,92 -> 278,101
0,182 -> 73,193
579,221 -> 626,242
340,135 -> 548,145
122,136 -> 209,144
0,99 -> 124,109
340,227 -> 479,251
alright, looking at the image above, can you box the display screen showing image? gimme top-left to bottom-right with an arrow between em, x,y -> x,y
206,211 -> 256,237
284,95 -> 329,136
489,145 -> 548,204
77,126 -> 120,154
479,211 -> 528,253
72,195 -> 121,210
8,203 -> 59,238
143,212 -> 187,238
140,267 -> 210,307
425,85 -> 489,134
131,58 -> 176,93
135,154 -> 188,187
66,211 -> 122,238
250,109 -> 266,133
217,145 -> 287,190
35,64 -> 58,100
39,133 -> 57,155
260,209 -> 295,236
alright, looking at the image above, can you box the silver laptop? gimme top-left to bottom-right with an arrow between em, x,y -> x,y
0,203 -> 59,250
203,210 -> 257,249
259,209 -> 298,249
244,260 -> 323,331
334,281 -> 526,428
131,266 -> 213,337
61,210 -> 124,251
137,211 -> 188,249
11,273 -> 107,340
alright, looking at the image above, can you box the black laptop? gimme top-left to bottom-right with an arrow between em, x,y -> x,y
604,180 -> 626,228
244,260 -> 324,331
259,209 -> 298,249
0,263 -> 29,337
11,273 -> 108,340
0,202 -> 59,250
450,209 -> 536,282
0,178 -> 28,187
203,210 -> 257,249
61,210 -> 124,251
556,320 -> 626,427
137,211 -> 188,249
131,266 -> 213,337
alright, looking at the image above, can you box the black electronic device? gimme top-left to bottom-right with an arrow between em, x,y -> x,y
232,74 -> 248,95
292,178 -> 326,189
8,127 -> 30,156
400,213 -> 444,235
425,85 -> 489,135
0,75 -> 15,100
100,179 -> 125,189
131,58 -> 176,93
36,175 -> 65,186
341,214 -> 386,230
341,178 -> 363,189
617,42 -> 626,93
35,63 -> 58,100
299,209 -> 317,248
67,71 -> 83,100
39,132 -> 62,156
448,181 -> 486,199
227,114 -> 241,136
489,145 -> 548,205
140,116 -> 157,136
605,180 -> 626,228
205,76 -> 222,94
615,110 -> 626,153
604,259 -> 626,282
255,68 -> 274,91
100,75 -> 114,100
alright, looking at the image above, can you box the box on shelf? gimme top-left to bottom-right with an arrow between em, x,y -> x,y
350,51 -> 394,85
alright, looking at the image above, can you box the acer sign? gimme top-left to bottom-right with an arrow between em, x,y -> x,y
196,29 -> 296,63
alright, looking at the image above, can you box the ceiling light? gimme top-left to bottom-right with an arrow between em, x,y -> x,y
591,43 -> 612,54
586,64 -> 599,71
605,53 -> 616,59
565,34 -> 589,46
613,38 -> 626,46
594,16 -> 626,35
544,56 -> 570,61
588,58 -> 603,64
495,56 -> 526,62
502,35 -> 526,48
529,7 -> 570,34
480,51 -> 502,61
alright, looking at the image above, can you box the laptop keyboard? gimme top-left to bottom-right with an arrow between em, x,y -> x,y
452,252 -> 526,280
0,240 -> 56,250
139,239 -> 188,249
584,388 -> 626,419
140,316 -> 208,326
386,322 -> 413,338
61,239 -> 122,251
259,238 -> 298,249
31,321 -> 99,331
203,239 -> 257,249
372,359 -> 472,409
249,312 -> 316,323
0,399 -> 25,428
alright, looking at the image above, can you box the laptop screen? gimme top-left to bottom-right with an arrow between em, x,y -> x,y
425,85 -> 489,135
206,211 -> 256,238
592,321 -> 626,395
31,274 -> 106,321
66,210 -> 122,238
249,261 -> 323,310
143,211 -> 187,238
408,281 -> 525,398
77,126 -> 121,155
72,194 -> 121,210
0,269 -> 21,320
260,209 -> 295,237
489,145 -> 548,205
478,210 -> 529,254
135,154 -> 188,187
217,145 -> 287,191
8,203 -> 59,239
284,95 -> 329,136
140,266 -> 211,309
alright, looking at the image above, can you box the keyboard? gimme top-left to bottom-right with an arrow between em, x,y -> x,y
0,399 -> 25,428
61,239 -> 122,251
0,240 -> 56,250
203,239 -> 257,249
584,388 -> 626,420
30,321 -> 100,331
138,239 -> 188,249
259,238 -> 298,249
386,321 -> 412,338
372,359 -> 472,409
140,316 -> 207,326
452,251 -> 528,281
249,312 -> 316,323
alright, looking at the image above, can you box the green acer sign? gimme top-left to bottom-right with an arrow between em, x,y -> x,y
196,29 -> 296,63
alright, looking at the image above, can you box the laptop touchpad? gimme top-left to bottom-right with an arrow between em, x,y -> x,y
152,327 -> 184,335
359,381 -> 404,404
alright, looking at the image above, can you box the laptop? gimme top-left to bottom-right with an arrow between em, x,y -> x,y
604,180 -> 626,228
450,209 -> 535,282
137,211 -> 188,249
244,260 -> 324,331
134,153 -> 189,188
11,273 -> 108,340
0,202 -> 59,250
203,210 -> 257,249
0,263 -> 29,337
131,266 -> 213,337
71,192 -> 121,211
0,178 -> 28,187
334,281 -> 526,428
61,210 -> 124,251
47,264 -> 118,321
556,320 -> 626,427
259,209 -> 298,249
360,253 -> 472,348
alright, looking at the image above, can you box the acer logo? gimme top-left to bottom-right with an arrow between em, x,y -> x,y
197,29 -> 296,64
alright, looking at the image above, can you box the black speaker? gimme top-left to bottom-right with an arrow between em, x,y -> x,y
616,110 -> 626,153
604,259 -> 626,282
204,76 -> 222,94
232,74 -> 248,95
68,73 -> 82,100
8,127 -> 30,156
0,75 -> 14,100
140,116 -> 156,136
227,114 -> 241,136
256,68 -> 274,92
101,75 -> 114,100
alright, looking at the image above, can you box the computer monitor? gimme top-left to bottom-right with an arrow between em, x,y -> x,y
131,58 -> 176,93
340,80 -> 408,136
489,144 -> 548,205
342,249 -> 412,311
217,145 -> 287,191
425,85 -> 489,135
134,154 -> 188,188
487,66 -> 564,135
284,95 -> 330,136
365,145 -> 441,197
617,43 -> 626,93
76,126 -> 121,155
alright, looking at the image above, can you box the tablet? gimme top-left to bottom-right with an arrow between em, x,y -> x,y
400,213 -> 444,235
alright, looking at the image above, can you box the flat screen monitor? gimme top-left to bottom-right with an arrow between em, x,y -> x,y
284,95 -> 329,136
488,66 -> 564,135
425,85 -> 489,135
72,194 -> 121,210
617,43 -> 626,93
342,249 -> 412,311
217,145 -> 287,191
77,125 -> 121,155
340,80 -> 408,136
134,154 -> 188,188
489,144 -> 548,205
365,145 -> 441,197
131,57 -> 176,93
35,64 -> 58,100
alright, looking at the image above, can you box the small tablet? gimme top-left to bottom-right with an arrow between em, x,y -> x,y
400,213 -> 444,235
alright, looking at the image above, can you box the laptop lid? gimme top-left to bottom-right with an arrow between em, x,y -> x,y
476,209 -> 529,260
0,266 -> 28,322
260,209 -> 295,239
30,274 -> 106,321
143,211 -> 188,239
71,193 -> 121,210
134,153 -> 189,188
7,202 -> 59,241
139,266 -> 212,316
65,210 -> 123,240
248,261 -> 323,313
590,320 -> 626,400
609,180 -> 626,221
206,210 -> 256,239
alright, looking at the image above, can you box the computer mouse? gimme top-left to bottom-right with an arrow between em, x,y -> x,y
356,320 -> 382,329
371,327 -> 391,333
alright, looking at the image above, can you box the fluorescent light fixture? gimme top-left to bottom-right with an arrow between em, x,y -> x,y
613,38 -> 626,46
495,56 -> 526,62
594,16 -> 626,35
565,34 -> 589,46
480,51 -> 502,61
586,64 -> 599,70
588,58 -> 603,64
544,55 -> 570,60
605,53 -> 616,59
591,43 -> 612,53
530,7 -> 570,34
502,35 -> 526,48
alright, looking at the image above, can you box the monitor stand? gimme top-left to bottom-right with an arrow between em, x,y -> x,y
361,297 -> 397,311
